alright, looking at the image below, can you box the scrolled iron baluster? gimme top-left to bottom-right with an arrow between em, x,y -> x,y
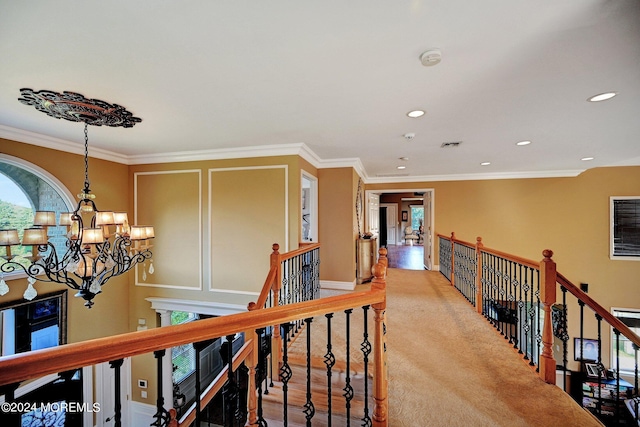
343,309 -> 354,426
255,328 -> 268,427
361,305 -> 372,427
280,323 -> 293,426
151,350 -> 170,427
223,334 -> 238,427
595,314 -> 603,416
303,318 -> 315,426
560,286 -> 569,390
614,329 -> 621,422
531,269 -> 542,372
324,313 -> 335,426
109,359 -> 124,427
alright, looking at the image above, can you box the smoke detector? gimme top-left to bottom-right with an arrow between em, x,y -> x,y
420,49 -> 442,67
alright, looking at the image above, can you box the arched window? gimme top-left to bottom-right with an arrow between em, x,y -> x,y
0,154 -> 74,269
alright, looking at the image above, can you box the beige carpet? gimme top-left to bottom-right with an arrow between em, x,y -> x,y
289,268 -> 602,427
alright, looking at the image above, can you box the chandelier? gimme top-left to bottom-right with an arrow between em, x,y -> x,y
0,89 -> 154,308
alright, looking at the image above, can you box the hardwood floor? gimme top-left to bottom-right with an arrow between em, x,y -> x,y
383,243 -> 425,270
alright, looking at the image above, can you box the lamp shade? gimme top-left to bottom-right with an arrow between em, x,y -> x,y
95,211 -> 115,226
59,212 -> 75,226
0,229 -> 20,246
113,212 -> 128,225
33,211 -> 57,227
129,226 -> 148,241
145,226 -> 155,239
22,228 -> 48,245
81,228 -> 105,245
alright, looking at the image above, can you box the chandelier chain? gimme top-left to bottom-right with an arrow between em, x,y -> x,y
83,123 -> 90,191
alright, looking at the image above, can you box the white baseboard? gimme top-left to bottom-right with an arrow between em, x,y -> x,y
130,401 -> 157,426
320,279 -> 356,291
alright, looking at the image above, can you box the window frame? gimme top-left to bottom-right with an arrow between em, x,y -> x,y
610,196 -> 640,261
610,307 -> 640,375
171,311 -> 199,384
0,154 -> 75,280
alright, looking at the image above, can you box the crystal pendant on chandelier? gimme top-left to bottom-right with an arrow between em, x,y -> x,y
0,89 -> 155,308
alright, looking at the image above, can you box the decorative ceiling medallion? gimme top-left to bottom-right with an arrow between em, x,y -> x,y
18,88 -> 141,128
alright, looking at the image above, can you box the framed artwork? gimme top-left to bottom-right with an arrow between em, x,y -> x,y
402,211 -> 408,221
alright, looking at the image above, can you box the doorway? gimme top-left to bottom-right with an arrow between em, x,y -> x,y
365,188 -> 434,270
301,171 -> 318,243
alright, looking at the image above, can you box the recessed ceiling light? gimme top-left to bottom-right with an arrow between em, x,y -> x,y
581,157 -> 594,161
587,92 -> 617,102
516,140 -> 531,146
407,110 -> 425,118
480,162 -> 491,166
397,165 -> 406,170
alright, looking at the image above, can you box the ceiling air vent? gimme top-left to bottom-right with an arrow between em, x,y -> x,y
441,141 -> 462,148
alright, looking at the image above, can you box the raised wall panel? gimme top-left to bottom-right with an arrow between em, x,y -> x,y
209,166 -> 287,294
135,170 -> 202,290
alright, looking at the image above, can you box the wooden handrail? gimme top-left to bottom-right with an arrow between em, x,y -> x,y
557,272 -> 640,349
247,264 -> 278,311
438,232 -> 539,269
178,340 -> 253,427
276,242 -> 321,263
0,288 -> 385,387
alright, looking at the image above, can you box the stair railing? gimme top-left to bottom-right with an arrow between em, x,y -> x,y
438,232 -> 640,426
248,242 -> 321,394
0,243 -> 388,427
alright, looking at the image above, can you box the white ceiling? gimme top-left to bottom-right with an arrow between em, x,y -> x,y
1,1 -> 639,182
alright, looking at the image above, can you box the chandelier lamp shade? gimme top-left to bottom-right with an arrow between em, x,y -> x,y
0,89 -> 154,308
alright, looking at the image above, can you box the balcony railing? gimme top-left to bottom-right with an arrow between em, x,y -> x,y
438,232 -> 640,426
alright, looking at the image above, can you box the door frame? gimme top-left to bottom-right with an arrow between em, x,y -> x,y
301,170 -> 318,243
365,188 -> 435,270
379,203 -> 399,245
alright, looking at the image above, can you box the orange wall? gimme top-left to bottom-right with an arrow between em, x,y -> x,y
318,167 -> 359,283
0,138 -> 131,341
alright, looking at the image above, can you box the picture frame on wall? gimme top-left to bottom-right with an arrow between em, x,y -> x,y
402,211 -> 408,221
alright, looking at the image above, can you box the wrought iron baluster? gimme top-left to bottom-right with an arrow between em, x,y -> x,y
151,350 -> 170,427
561,287 -> 569,390
280,323 -> 292,427
109,359 -> 124,427
515,263 -> 523,354
304,318 -> 315,426
531,268 -> 542,372
596,314 -> 603,416
223,334 -> 238,427
614,329 -> 621,421
528,267 -> 536,366
255,328 -> 268,427
343,309 -> 354,426
324,313 -> 335,426
361,305 -> 372,427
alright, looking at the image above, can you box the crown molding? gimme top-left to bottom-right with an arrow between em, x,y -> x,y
1,124 -> 607,182
0,124 -> 129,163
364,169 -> 584,184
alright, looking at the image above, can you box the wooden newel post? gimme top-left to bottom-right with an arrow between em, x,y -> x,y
539,249 -> 557,385
377,247 -> 388,275
475,237 -> 483,314
270,243 -> 283,369
371,262 -> 388,427
450,232 -> 456,288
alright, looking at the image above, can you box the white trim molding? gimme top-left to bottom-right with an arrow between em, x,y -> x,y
146,297 -> 247,316
320,279 -> 357,291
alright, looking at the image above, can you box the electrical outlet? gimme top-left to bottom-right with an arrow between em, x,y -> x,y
141,390 -> 147,399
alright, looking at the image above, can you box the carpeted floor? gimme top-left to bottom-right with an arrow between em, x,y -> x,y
290,268 -> 602,427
